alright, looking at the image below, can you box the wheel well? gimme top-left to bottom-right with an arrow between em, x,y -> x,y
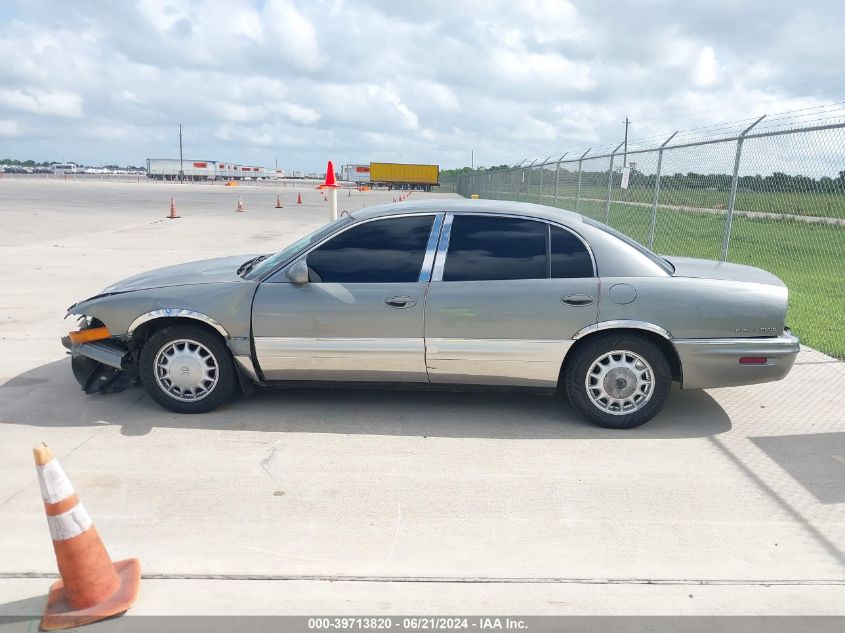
129,317 -> 226,350
560,328 -> 682,386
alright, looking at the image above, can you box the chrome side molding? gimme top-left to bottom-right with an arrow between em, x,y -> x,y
127,309 -> 230,338
572,320 -> 673,340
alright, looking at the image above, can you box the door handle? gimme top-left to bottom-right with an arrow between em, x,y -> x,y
384,296 -> 417,309
562,294 -> 594,306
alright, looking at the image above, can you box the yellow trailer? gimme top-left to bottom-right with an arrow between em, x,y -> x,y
369,162 -> 439,191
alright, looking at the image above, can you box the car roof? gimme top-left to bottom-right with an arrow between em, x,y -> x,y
351,198 -> 584,226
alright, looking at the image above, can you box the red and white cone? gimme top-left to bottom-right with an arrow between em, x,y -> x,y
34,443 -> 141,631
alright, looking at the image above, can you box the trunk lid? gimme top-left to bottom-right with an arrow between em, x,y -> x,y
666,256 -> 785,287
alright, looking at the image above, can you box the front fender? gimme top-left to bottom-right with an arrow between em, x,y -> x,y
68,282 -> 258,339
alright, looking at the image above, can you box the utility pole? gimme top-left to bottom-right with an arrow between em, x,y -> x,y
623,116 -> 630,167
471,149 -> 474,170
178,124 -> 184,183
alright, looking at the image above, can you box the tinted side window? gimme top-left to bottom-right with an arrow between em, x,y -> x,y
444,216 -> 547,281
306,215 -> 434,283
551,226 -> 594,278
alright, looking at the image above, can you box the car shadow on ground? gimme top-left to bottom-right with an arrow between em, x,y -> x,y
0,358 -> 732,439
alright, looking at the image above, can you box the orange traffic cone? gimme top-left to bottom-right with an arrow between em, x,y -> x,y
236,198 -> 245,212
34,443 -> 140,631
275,195 -> 283,208
167,197 -> 179,219
296,193 -> 302,205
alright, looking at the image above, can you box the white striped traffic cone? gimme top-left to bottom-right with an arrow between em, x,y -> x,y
34,443 -> 140,631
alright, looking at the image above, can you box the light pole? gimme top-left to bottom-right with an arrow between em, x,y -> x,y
178,124 -> 184,183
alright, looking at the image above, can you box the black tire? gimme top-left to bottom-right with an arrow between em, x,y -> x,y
139,324 -> 236,413
563,333 -> 671,429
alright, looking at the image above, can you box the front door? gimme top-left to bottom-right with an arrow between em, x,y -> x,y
252,214 -> 440,382
424,213 -> 599,387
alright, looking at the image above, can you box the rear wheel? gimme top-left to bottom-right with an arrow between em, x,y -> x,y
139,325 -> 236,413
564,333 -> 671,429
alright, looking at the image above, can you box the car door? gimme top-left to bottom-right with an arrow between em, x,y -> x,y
424,213 -> 599,387
251,213 -> 441,382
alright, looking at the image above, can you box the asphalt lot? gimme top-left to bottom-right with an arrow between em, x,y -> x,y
0,179 -> 843,621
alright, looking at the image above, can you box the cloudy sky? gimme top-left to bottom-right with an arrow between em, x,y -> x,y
0,0 -> 843,170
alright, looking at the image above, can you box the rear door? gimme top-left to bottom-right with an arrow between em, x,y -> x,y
424,213 -> 599,387
252,214 -> 441,382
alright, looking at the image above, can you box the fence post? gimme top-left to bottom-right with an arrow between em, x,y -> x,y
721,115 -> 765,261
575,148 -> 591,214
515,158 -> 528,201
647,131 -> 678,249
524,160 -> 536,201
553,153 -> 567,207
605,142 -> 624,223
537,155 -> 552,204
537,166 -> 543,204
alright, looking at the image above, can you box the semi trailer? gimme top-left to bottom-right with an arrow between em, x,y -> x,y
146,159 -> 222,181
342,164 -> 371,185
369,162 -> 439,191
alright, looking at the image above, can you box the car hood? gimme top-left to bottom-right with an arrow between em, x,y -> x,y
101,255 -> 255,293
666,256 -> 785,286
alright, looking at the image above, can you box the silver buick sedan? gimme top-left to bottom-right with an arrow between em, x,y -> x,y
64,199 -> 799,429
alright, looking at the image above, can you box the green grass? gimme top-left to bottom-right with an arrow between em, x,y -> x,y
512,182 -> 845,219
481,190 -> 845,359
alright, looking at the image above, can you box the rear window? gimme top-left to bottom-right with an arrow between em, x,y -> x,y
551,225 -> 594,278
583,218 -> 675,274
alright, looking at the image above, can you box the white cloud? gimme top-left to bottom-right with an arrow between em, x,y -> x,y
693,46 -> 720,87
263,0 -> 322,71
0,1 -> 841,169
0,89 -> 84,118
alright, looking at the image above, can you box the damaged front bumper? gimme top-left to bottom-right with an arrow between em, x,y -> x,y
62,333 -> 135,395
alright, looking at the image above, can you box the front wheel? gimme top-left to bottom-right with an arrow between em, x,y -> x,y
563,333 -> 672,429
139,325 -> 236,413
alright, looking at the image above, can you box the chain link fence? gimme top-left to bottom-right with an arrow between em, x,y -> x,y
457,120 -> 845,360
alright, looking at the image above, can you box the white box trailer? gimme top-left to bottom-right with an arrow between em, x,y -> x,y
146,158 -> 218,181
52,163 -> 78,174
241,166 -> 263,180
342,164 -> 370,184
218,162 -> 239,180
264,168 -> 285,179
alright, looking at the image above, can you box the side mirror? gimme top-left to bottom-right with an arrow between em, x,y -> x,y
285,259 -> 309,284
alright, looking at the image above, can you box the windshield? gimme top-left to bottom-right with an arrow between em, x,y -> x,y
583,218 -> 675,274
244,216 -> 354,280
